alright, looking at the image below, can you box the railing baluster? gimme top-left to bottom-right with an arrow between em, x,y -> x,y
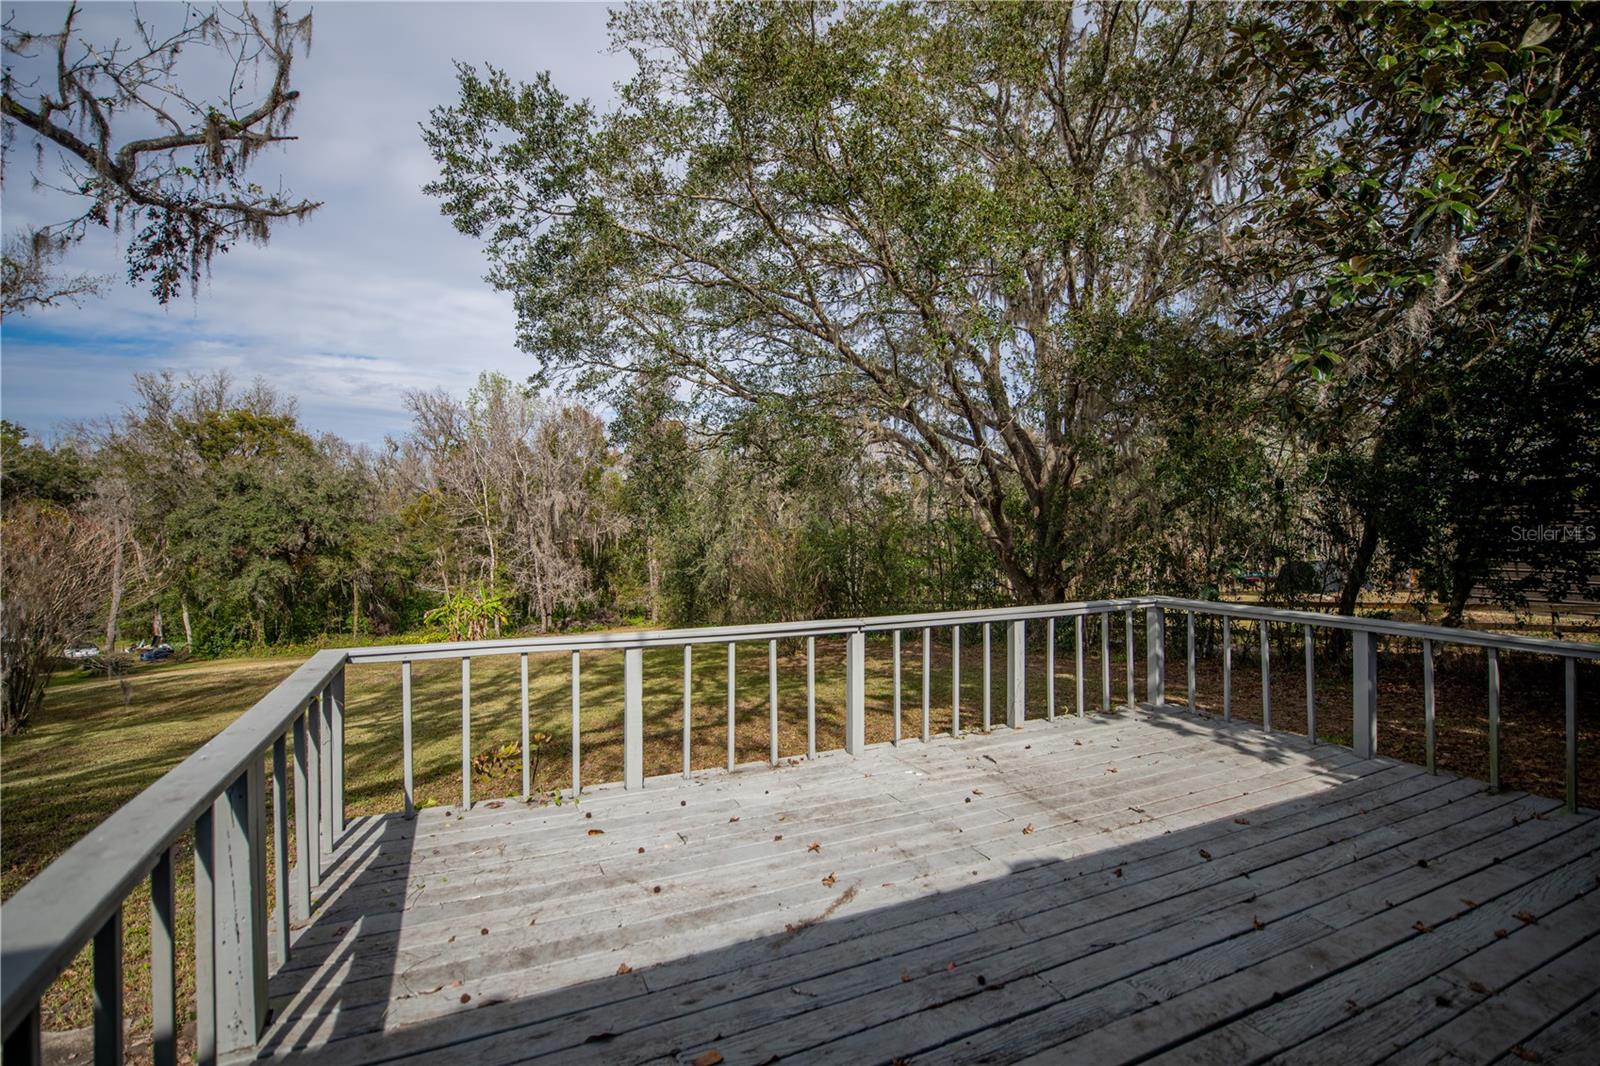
271,734 -> 290,967
1565,657 -> 1578,815
151,846 -> 177,1066
1260,620 -> 1271,732
1047,618 -> 1056,721
1222,617 -> 1232,721
768,639 -> 779,766
306,693 -> 322,887
1125,609 -> 1136,707
726,642 -> 736,771
1187,610 -> 1196,711
982,622 -> 992,731
194,805 -> 215,1066
2,1008 -> 41,1066
460,658 -> 472,809
291,711 -> 311,917
1100,612 -> 1111,711
922,627 -> 932,741
571,650 -> 582,795
331,667 -> 345,837
1074,614 -> 1085,718
520,653 -> 531,800
93,906 -> 122,1066
1304,625 -> 1316,742
401,661 -> 414,817
318,687 -> 332,852
1423,638 -> 1436,774
806,636 -> 816,759
683,644 -> 693,778
951,625 -> 962,736
624,647 -> 644,788
892,629 -> 902,746
1487,647 -> 1501,792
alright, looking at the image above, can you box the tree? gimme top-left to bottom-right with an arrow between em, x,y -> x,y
423,2 -> 1274,601
0,502 -> 113,732
1,1 -> 318,306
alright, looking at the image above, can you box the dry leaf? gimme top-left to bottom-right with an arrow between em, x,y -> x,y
1199,849 -> 1212,861
822,872 -> 837,888
690,1052 -> 724,1066
1252,915 -> 1264,932
774,834 -> 783,841
616,963 -> 633,975
479,928 -> 488,936
459,993 -> 472,1004
1494,928 -> 1510,939
1511,1047 -> 1543,1063
1022,824 -> 1036,835
1113,867 -> 1123,878
587,828 -> 605,837
1468,981 -> 1490,995
1234,817 -> 1250,825
808,841 -> 821,852
486,801 -> 504,809
1413,920 -> 1432,934
972,788 -> 983,796
900,971 -> 913,983
1105,766 -> 1119,774
1516,910 -> 1538,925
637,847 -> 645,854
729,816 -> 740,823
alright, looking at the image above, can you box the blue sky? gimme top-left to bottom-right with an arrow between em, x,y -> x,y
0,1 -> 632,443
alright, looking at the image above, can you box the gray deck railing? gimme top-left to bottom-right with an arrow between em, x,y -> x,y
2,597 -> 1595,1065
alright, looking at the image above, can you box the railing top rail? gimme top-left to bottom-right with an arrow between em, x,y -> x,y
0,648 -> 348,1035
342,598 -> 1157,664
1156,597 -> 1600,660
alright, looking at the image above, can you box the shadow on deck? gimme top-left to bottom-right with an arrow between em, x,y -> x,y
257,707 -> 1600,1065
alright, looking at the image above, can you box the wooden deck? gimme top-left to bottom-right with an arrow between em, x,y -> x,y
257,704 -> 1600,1065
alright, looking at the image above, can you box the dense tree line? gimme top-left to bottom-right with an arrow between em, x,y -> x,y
3,2 -> 1597,733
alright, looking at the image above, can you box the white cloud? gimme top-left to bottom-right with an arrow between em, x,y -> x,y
0,1 -> 633,443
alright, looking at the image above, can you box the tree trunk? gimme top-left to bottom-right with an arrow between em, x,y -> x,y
104,531 -> 125,656
1336,519 -> 1380,618
180,599 -> 193,647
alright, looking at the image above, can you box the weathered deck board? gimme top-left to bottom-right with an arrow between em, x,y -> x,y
258,704 -> 1600,1065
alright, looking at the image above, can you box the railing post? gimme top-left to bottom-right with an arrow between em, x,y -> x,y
572,650 -> 583,794
93,906 -> 122,1066
624,646 -> 644,789
982,623 -> 993,730
270,735 -> 290,968
921,627 -> 931,741
1006,619 -> 1026,727
460,658 -> 472,809
291,711 -> 311,918
845,630 -> 866,754
1100,612 -> 1111,711
892,630 -> 902,746
1186,611 -> 1196,711
1125,609 -> 1136,707
1487,647 -> 1501,792
1259,620 -> 1271,732
520,653 -> 531,799
1145,607 -> 1165,707
214,771 -> 266,1058
1046,618 -> 1056,721
1566,657 -> 1578,815
1423,639 -> 1436,774
1074,615 -> 1084,717
768,639 -> 779,766
951,625 -> 962,736
1352,630 -> 1378,759
330,666 -> 345,836
401,661 -> 414,817
151,846 -> 177,1066
1304,625 -> 1316,743
1222,617 -> 1233,721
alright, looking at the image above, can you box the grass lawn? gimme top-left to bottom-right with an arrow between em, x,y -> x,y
3,619 -> 1596,1047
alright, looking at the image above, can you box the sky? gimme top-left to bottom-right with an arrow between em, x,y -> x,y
0,1 -> 633,444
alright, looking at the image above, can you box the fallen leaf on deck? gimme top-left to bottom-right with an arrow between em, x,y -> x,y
1252,916 -> 1264,931
587,828 -> 605,836
901,971 -> 913,982
972,788 -> 983,795
615,963 -> 633,975
946,962 -> 957,972
729,816 -> 740,823
1516,910 -> 1538,925
1468,981 -> 1490,995
459,993 -> 472,1004
690,1051 -> 724,1066
637,847 -> 645,854
808,841 -> 821,852
1413,920 -> 1432,934
1113,867 -> 1123,878
774,834 -> 783,841
1234,817 -> 1250,825
1511,1047 -> 1543,1063
1022,824 -> 1035,835
822,872 -> 837,887
486,801 -> 503,809
1495,928 -> 1509,938
1199,849 -> 1212,860
1460,898 -> 1477,909
480,928 -> 488,936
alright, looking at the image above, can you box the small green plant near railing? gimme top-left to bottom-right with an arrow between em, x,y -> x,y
471,730 -> 558,797
423,585 -> 510,642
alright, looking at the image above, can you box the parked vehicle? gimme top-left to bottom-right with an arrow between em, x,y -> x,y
62,642 -> 99,660
139,643 -> 174,662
